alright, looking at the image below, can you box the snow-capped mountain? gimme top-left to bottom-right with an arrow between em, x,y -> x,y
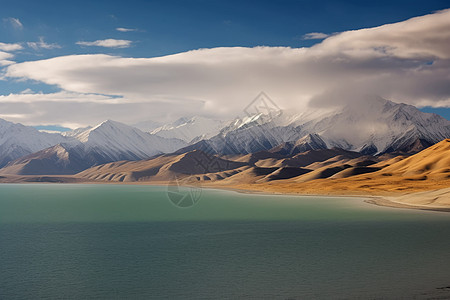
151,116 -> 226,143
1,120 -> 188,175
0,118 -> 67,167
269,134 -> 328,156
180,96 -> 450,155
62,126 -> 93,138
298,96 -> 450,154
0,96 -> 449,175
69,120 -> 187,161
0,142 -> 93,175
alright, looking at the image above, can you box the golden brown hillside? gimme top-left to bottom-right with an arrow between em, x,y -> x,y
215,140 -> 450,208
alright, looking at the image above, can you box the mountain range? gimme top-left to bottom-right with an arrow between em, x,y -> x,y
181,96 -> 450,155
0,96 -> 449,176
150,116 -> 225,143
0,120 -> 186,175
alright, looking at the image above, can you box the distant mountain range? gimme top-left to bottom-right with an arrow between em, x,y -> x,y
0,96 -> 449,175
180,96 -> 450,155
150,116 -> 225,143
0,120 -> 186,175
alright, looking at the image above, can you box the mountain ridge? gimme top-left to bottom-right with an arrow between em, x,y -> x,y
178,96 -> 450,155
0,96 -> 448,175
0,120 -> 187,175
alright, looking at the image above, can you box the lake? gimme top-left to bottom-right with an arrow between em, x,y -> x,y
0,184 -> 450,299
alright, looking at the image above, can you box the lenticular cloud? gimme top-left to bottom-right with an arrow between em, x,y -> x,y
4,9 -> 450,125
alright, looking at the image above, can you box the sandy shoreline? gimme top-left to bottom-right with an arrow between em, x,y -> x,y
1,174 -> 449,213
364,197 -> 450,213
206,184 -> 450,213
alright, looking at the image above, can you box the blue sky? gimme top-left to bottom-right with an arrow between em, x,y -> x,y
0,0 -> 449,127
2,0 -> 449,59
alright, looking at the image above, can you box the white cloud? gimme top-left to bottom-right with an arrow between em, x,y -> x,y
20,88 -> 34,94
0,42 -> 23,51
0,91 -> 118,104
3,9 -> 450,126
0,51 -> 15,66
27,37 -> 61,50
0,42 -> 22,65
3,17 -> 23,30
0,52 -> 12,60
0,91 -> 198,127
76,39 -> 132,48
302,32 -> 329,40
0,61 -> 14,66
116,27 -> 137,32
312,9 -> 450,60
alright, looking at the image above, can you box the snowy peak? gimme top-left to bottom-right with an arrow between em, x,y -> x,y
300,96 -> 450,154
296,133 -> 327,148
67,120 -> 187,161
0,142 -> 92,175
0,118 -> 67,167
1,119 -> 189,175
62,126 -> 92,138
182,96 -> 450,155
151,116 -> 226,143
269,134 -> 327,156
74,119 -> 135,143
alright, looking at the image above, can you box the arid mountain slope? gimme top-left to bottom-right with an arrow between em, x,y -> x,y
75,146 -> 380,185
228,139 -> 450,195
78,150 -> 247,182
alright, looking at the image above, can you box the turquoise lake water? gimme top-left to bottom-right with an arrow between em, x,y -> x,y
0,184 -> 450,299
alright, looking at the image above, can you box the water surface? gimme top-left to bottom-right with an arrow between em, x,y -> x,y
0,184 -> 449,299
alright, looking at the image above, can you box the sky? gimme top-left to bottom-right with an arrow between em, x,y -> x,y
0,0 -> 449,128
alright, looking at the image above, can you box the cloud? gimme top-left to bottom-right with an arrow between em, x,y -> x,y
0,51 -> 13,60
0,51 -> 15,66
0,90 -> 118,104
0,91 -> 201,128
312,9 -> 450,60
27,37 -> 61,50
0,42 -> 23,51
20,88 -> 34,94
76,39 -> 132,48
3,17 -> 23,30
0,42 -> 23,65
4,9 -> 450,126
302,32 -> 329,40
116,27 -> 137,32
